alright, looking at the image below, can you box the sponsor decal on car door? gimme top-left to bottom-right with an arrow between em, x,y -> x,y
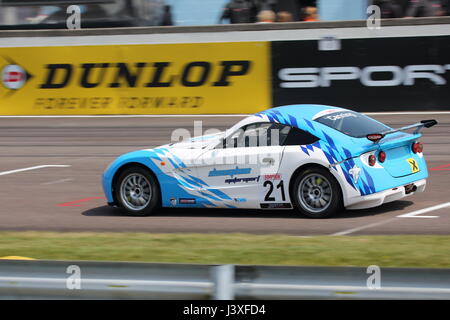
194,146 -> 284,208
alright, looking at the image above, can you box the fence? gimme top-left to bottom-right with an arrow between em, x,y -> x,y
1,260 -> 449,299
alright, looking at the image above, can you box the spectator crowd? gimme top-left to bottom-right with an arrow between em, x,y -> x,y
219,0 -> 317,24
375,0 -> 449,18
219,0 -> 450,24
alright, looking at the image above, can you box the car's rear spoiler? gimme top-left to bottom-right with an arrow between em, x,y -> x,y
366,119 -> 437,143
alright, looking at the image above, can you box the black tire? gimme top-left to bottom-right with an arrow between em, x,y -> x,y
114,166 -> 160,216
291,166 -> 343,218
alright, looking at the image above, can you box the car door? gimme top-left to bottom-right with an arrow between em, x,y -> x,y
193,122 -> 291,208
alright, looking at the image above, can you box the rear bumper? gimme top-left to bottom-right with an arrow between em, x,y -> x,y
346,179 -> 426,210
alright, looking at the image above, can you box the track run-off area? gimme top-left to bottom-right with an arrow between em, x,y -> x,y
0,113 -> 449,236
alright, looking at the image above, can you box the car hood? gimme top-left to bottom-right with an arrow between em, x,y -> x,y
134,132 -> 225,170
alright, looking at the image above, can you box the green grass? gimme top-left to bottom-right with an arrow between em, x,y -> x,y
0,232 -> 449,268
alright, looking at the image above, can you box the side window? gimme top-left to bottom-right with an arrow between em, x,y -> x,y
283,127 -> 319,146
217,124 -> 253,149
222,127 -> 243,149
242,123 -> 272,147
268,123 -> 291,146
218,122 -> 287,149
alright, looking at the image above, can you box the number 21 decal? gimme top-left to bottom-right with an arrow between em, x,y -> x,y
263,180 -> 286,202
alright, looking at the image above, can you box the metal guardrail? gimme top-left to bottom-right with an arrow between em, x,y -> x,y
0,260 -> 449,299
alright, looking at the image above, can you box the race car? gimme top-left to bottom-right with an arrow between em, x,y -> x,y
102,104 -> 437,218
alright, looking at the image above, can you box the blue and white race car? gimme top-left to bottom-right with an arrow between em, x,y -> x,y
102,104 -> 437,218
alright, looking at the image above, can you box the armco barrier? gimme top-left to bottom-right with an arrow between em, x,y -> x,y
0,17 -> 449,115
0,260 -> 449,299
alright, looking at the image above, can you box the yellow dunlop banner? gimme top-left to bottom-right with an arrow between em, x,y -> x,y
0,42 -> 270,115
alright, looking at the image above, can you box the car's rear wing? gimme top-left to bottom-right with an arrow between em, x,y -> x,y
366,119 -> 437,143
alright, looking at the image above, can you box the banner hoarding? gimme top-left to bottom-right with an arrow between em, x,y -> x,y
0,42 -> 270,115
271,36 -> 450,112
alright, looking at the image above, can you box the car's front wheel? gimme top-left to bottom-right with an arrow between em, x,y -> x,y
114,166 -> 160,216
292,166 -> 343,218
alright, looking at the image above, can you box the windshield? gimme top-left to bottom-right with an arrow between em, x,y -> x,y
314,111 -> 391,138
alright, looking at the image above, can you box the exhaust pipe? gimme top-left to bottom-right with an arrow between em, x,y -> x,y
405,183 -> 417,194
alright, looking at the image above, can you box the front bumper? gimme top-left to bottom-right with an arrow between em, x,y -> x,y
346,179 -> 426,210
102,169 -> 115,205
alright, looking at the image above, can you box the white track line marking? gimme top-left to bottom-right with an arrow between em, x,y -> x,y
40,178 -> 74,185
331,218 -> 397,236
396,202 -> 450,218
0,165 -> 71,176
332,201 -> 450,235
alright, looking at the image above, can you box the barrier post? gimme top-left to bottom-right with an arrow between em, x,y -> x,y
211,264 -> 235,300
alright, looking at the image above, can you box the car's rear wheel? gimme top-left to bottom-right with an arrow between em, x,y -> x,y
114,166 -> 160,216
292,166 -> 343,218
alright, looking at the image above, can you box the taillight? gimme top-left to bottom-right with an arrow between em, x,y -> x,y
378,151 -> 386,163
412,142 -> 423,153
368,154 -> 376,166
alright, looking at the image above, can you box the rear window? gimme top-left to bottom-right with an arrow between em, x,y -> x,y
314,111 -> 390,138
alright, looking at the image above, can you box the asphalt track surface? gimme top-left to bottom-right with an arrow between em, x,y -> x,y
0,113 -> 449,236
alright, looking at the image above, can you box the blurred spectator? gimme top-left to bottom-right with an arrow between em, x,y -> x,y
441,0 -> 450,14
219,0 -> 323,24
257,9 -> 276,22
219,0 -> 258,24
303,6 -> 318,21
298,0 -> 317,21
374,0 -> 405,18
277,10 -> 294,21
405,0 -> 447,17
274,0 -> 299,20
256,0 -> 278,11
161,5 -> 173,25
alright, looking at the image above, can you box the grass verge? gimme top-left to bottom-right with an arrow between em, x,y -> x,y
0,232 -> 449,268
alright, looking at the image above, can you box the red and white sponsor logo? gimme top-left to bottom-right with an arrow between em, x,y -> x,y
263,174 -> 281,180
2,64 -> 27,90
